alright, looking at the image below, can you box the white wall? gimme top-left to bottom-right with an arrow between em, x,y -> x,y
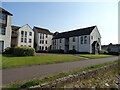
0,15 -> 12,51
17,24 -> 34,48
90,27 -> 101,53
34,29 -> 53,51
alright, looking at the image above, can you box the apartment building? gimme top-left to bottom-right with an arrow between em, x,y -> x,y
0,8 -> 13,52
11,24 -> 34,47
33,26 -> 53,51
52,26 -> 101,54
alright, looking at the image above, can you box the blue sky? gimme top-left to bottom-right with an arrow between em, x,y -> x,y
2,2 -> 118,45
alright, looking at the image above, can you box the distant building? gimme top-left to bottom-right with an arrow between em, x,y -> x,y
52,26 -> 101,54
0,8 -> 13,52
11,24 -> 34,48
33,26 -> 53,51
102,43 -> 120,52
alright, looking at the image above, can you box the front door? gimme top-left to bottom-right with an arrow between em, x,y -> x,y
0,41 -> 4,52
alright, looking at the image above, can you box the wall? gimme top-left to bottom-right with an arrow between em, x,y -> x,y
17,24 -> 34,48
29,63 -> 118,89
90,27 -> 101,53
0,15 -> 12,50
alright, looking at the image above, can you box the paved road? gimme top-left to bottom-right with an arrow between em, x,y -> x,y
2,56 -> 118,85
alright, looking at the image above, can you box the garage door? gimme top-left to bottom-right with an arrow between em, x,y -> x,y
0,41 -> 4,52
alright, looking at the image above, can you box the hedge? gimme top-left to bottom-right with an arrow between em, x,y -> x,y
67,50 -> 77,54
108,51 -> 120,55
13,46 -> 35,56
48,49 -> 64,53
4,47 -> 14,54
99,50 -> 108,54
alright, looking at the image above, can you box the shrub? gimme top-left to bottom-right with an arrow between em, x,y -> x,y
13,46 -> 35,56
67,50 -> 77,54
100,50 -> 108,54
4,47 -> 14,54
108,51 -> 120,55
36,50 -> 47,53
48,49 -> 64,53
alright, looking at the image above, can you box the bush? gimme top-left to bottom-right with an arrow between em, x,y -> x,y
48,49 -> 64,53
67,50 -> 77,54
36,50 -> 47,53
13,46 -> 35,56
108,51 -> 120,55
4,47 -> 14,54
100,50 -> 108,54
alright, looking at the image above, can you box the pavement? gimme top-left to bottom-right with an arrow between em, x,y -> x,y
2,56 -> 118,85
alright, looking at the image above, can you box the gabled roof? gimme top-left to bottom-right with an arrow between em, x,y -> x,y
53,26 -> 96,39
0,7 -> 13,16
33,26 -> 53,35
12,25 -> 21,31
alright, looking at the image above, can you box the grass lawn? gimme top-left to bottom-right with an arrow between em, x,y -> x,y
76,54 -> 115,59
1,54 -> 84,68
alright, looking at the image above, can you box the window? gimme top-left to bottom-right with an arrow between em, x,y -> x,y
42,40 -> 44,44
54,40 -> 56,45
81,36 -> 83,44
45,47 -> 47,50
46,40 -> 47,44
73,37 -> 75,42
25,31 -> 27,37
24,38 -> 27,43
21,31 -> 24,37
73,46 -> 75,50
21,38 -> 23,42
40,40 -> 42,44
42,46 -> 44,50
29,46 -> 31,47
91,36 -> 93,39
60,39 -> 62,43
84,36 -> 87,44
98,38 -> 100,42
29,39 -> 32,43
43,34 -> 44,39
46,34 -> 48,38
39,46 -> 41,50
29,32 -> 32,36
0,27 -> 6,35
0,13 -> 7,24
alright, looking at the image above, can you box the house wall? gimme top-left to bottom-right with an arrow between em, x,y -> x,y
0,15 -> 12,52
34,29 -> 53,51
69,35 -> 90,52
90,27 -> 101,53
17,25 -> 34,48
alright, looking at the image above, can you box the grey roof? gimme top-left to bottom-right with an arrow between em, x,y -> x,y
0,7 -> 13,16
53,26 -> 96,39
34,26 -> 53,35
12,25 -> 21,31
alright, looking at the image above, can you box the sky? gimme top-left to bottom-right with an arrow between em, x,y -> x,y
2,1 -> 118,45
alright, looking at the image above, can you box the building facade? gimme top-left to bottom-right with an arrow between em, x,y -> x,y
52,26 -> 101,54
11,24 -> 34,48
102,43 -> 120,52
0,8 -> 13,52
33,26 -> 53,51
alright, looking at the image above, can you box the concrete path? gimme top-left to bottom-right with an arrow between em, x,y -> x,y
2,56 -> 118,85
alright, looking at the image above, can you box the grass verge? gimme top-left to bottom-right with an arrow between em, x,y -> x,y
1,54 -> 84,68
5,59 -> 120,89
76,54 -> 115,59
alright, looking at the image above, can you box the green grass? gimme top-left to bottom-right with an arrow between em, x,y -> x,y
1,54 -> 84,68
76,54 -> 115,59
6,60 -> 120,89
